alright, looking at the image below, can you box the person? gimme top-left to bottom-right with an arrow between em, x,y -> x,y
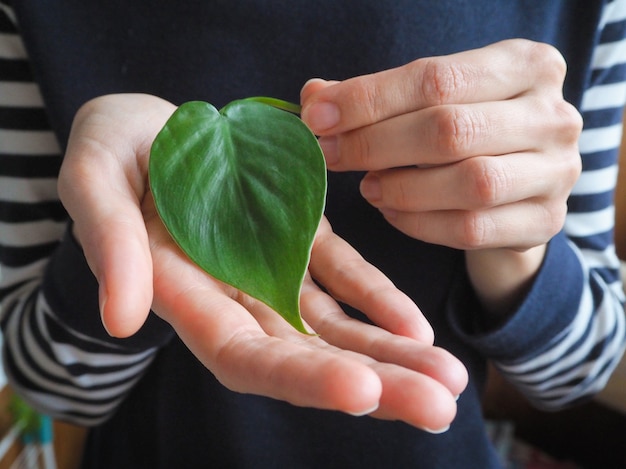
1,1 -> 625,468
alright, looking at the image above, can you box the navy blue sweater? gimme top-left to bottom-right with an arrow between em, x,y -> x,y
2,1 -> 625,468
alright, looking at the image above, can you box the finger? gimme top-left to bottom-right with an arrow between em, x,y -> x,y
80,207 -> 153,338
59,130 -> 153,338
147,230 -> 385,416
248,279 -> 461,429
319,96 -> 581,171
380,198 -> 568,251
309,218 -> 434,343
300,77 -> 339,102
301,39 -> 566,136
300,274 -> 468,398
148,210 -> 461,425
58,94 -> 175,337
360,151 -> 580,212
368,362 -> 458,432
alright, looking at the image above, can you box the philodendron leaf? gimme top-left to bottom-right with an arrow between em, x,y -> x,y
149,99 -> 326,334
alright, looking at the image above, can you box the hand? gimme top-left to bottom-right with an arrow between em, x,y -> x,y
58,93 -> 468,431
300,39 -> 582,314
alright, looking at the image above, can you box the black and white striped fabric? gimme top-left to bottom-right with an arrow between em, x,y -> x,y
494,1 -> 626,408
0,1 -> 160,425
0,1 -> 64,300
0,0 -> 625,425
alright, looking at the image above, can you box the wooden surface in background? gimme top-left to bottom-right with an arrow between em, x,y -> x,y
614,112 -> 626,259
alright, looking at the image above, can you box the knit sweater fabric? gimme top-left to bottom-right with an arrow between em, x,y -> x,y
1,1 -> 626,468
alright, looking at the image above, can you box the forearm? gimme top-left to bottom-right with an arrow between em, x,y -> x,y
465,245 -> 546,324
492,236 -> 625,409
450,232 -> 626,409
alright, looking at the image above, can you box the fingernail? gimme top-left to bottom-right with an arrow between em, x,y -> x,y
421,425 -> 450,435
303,102 -> 340,132
360,175 -> 382,202
318,136 -> 339,166
301,78 -> 327,95
347,403 -> 379,417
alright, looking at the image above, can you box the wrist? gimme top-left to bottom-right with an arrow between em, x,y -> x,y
465,244 -> 546,321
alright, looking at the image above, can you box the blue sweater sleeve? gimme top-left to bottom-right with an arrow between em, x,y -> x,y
449,2 -> 626,410
449,231 -> 583,360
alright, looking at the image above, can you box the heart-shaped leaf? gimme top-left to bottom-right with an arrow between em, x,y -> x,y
149,99 -> 326,333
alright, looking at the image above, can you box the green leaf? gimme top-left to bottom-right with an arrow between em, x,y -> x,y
149,99 -> 326,333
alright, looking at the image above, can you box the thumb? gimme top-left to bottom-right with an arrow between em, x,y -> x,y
58,94 -> 175,337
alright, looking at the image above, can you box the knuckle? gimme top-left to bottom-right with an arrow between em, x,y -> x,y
537,98 -> 582,188
555,102 -> 583,186
418,58 -> 470,105
568,155 -> 583,185
348,130 -> 375,169
389,177 -> 412,209
546,203 -> 567,237
561,147 -> 583,188
524,41 -> 567,84
459,211 -> 494,249
465,158 -> 510,208
535,200 -> 568,242
351,78 -> 386,124
434,106 -> 487,157
554,99 -> 584,144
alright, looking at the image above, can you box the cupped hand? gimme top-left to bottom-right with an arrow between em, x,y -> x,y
58,93 -> 468,431
300,39 -> 583,314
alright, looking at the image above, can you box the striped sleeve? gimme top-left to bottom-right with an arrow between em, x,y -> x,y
491,0 -> 626,409
0,1 -> 64,297
0,2 -> 166,425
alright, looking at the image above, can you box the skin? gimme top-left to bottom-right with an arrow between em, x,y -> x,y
300,39 -> 582,318
58,94 -> 466,433
56,38 -> 581,433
